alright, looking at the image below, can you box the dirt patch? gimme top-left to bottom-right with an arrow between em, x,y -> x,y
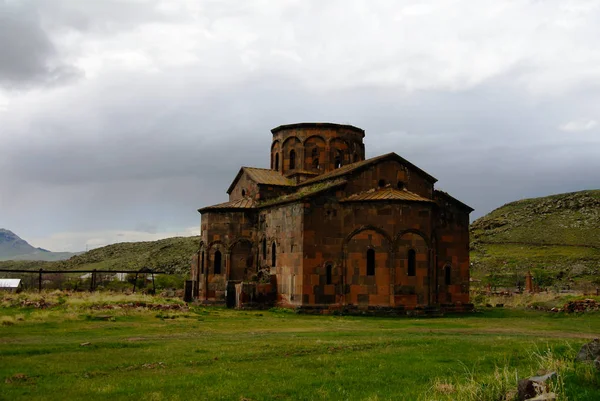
5,373 -> 33,384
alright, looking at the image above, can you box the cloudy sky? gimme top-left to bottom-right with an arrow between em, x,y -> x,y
1,0 -> 599,252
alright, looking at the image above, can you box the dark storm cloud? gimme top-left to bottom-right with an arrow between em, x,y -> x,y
1,0 -> 599,251
0,1 -> 79,87
0,1 -> 80,89
4,71 -> 599,228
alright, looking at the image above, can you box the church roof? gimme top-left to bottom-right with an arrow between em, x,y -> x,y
340,187 -> 433,203
227,167 -> 294,194
434,190 -> 474,212
258,179 -> 347,208
271,122 -> 365,136
199,197 -> 257,212
201,179 -> 347,213
299,152 -> 438,187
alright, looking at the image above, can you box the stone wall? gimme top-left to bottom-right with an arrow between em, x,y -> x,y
197,210 -> 257,302
434,192 -> 471,305
271,124 -> 366,175
260,202 -> 304,306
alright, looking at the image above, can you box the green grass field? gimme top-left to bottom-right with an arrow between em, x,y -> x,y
1,293 -> 599,400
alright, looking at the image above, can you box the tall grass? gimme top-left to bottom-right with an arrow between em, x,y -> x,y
423,343 -> 599,401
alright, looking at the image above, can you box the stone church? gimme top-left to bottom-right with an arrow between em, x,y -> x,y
191,123 -> 473,313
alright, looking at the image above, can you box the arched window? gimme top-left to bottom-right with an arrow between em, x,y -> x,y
214,250 -> 222,274
241,189 -> 246,197
262,238 -> 267,260
311,148 -> 319,169
397,181 -> 405,190
407,249 -> 416,276
289,150 -> 296,170
201,251 -> 205,274
378,179 -> 386,188
275,153 -> 279,171
353,153 -> 359,163
334,151 -> 342,169
445,265 -> 451,285
326,264 -> 332,285
271,242 -> 277,267
367,248 -> 375,276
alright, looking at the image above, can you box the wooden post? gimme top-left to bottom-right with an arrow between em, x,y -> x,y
184,280 -> 193,303
132,273 -> 139,293
90,269 -> 97,292
151,272 -> 156,295
38,268 -> 43,293
525,271 -> 533,293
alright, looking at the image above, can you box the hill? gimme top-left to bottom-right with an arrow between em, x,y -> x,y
0,235 -> 200,275
470,189 -> 600,288
0,229 -> 77,262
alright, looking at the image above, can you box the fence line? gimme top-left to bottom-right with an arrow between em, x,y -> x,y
0,268 -> 169,293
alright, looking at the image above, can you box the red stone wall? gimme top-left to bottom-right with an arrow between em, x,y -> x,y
271,125 -> 365,175
342,160 -> 434,199
302,185 -> 436,308
433,193 -> 471,305
198,211 -> 257,301
229,172 -> 259,201
260,203 -> 304,306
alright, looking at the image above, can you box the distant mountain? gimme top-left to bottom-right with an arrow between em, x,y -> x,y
0,229 -> 78,262
0,235 -> 200,274
470,190 -> 600,288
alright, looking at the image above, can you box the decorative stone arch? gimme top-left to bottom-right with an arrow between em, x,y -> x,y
328,137 -> 350,166
394,228 -> 431,249
327,136 -> 350,148
281,135 -> 301,148
229,238 -> 254,281
303,135 -> 326,170
198,241 -> 206,274
282,136 -> 302,173
207,240 -> 226,275
271,140 -> 281,170
394,229 -> 431,305
342,225 -> 393,307
302,134 -> 327,146
343,225 -> 394,251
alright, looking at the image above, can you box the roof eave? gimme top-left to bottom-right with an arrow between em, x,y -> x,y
339,199 -> 434,204
226,167 -> 247,195
434,190 -> 474,213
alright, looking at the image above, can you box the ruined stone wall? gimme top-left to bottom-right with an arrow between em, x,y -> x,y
433,193 -> 471,305
259,202 -> 304,306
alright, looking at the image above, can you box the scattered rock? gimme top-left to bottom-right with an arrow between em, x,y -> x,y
595,356 -> 600,371
576,338 -> 600,361
80,342 -> 91,347
141,362 -> 165,369
5,373 -> 30,384
562,299 -> 600,313
89,303 -> 188,312
517,371 -> 556,400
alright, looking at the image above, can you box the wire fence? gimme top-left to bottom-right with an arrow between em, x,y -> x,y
0,268 -> 186,294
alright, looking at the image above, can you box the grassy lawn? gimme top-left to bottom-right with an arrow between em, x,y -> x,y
1,293 -> 599,400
